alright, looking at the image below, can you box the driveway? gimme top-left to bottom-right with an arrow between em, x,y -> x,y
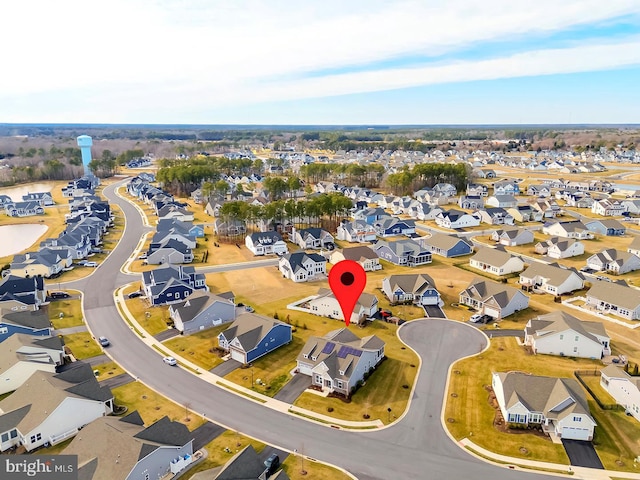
100,372 -> 135,389
273,373 -> 311,404
210,359 -> 242,376
191,422 -> 226,451
562,439 -> 604,469
258,446 -> 289,470
155,329 -> 180,342
478,329 -> 524,338
423,305 -> 446,318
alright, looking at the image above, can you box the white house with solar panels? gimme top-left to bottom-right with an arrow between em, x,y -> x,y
295,328 -> 385,396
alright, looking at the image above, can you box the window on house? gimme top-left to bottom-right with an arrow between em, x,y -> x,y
575,336 -> 579,341
10,430 -> 17,439
573,416 -> 582,422
559,334 -> 564,340
1,433 -> 8,442
573,347 -> 578,353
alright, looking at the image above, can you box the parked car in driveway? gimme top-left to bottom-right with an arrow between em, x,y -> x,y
85,261 -> 98,267
163,356 -> 177,366
470,314 -> 483,323
264,454 -> 280,474
127,291 -> 143,299
49,291 -> 70,299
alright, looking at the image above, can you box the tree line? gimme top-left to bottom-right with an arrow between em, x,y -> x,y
299,163 -> 385,187
385,163 -> 470,195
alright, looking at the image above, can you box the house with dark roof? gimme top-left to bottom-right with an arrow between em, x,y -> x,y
63,412 -> 195,480
534,237 -> 584,259
169,290 -> 236,334
4,201 -> 44,217
475,207 -> 515,226
191,444 -> 289,480
296,328 -> 385,396
289,288 -> 379,325
0,194 -> 13,205
372,216 -> 416,237
507,204 -> 544,223
373,239 -> 431,267
330,246 -> 381,271
458,195 -> 484,210
519,263 -> 584,295
278,252 -> 326,282
469,247 -> 524,276
485,195 -> 518,209
0,334 -> 65,395
290,227 -> 334,250
146,238 -> 194,265
524,311 -> 610,359
353,207 -> 387,224
157,204 -> 194,222
585,281 -> 640,320
141,264 -> 208,306
22,192 -> 54,206
245,231 -> 288,256
214,218 -> 246,236
151,228 -> 197,250
585,219 -> 626,236
381,274 -> 442,306
628,236 -> 640,257
40,230 -> 92,259
7,248 -> 73,279
492,372 -> 596,440
459,278 -> 529,319
0,275 -> 46,311
0,309 -> 51,343
491,227 -> 534,247
218,313 -> 292,364
493,181 -> 519,195
435,209 -> 481,229
587,249 -> 640,275
591,198 -> 625,217
0,363 -> 113,452
542,220 -> 594,240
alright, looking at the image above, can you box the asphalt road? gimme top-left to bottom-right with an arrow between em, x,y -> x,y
66,179 -> 557,480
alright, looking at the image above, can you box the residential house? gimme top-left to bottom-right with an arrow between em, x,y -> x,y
292,288 -> 379,325
493,181 -> 520,195
245,231 -> 288,256
4,201 -> 45,217
381,274 -> 442,306
40,231 -> 92,260
296,328 -> 385,396
524,311 -> 610,359
485,195 -> 518,208
492,372 -> 596,441
8,248 -> 73,278
0,363 -> 113,451
419,232 -> 473,257
278,252 -> 327,282
157,205 -> 194,222
330,246 -> 381,271
519,263 -> 584,295
0,275 -> 46,311
146,239 -> 194,265
0,309 -> 51,343
466,184 -> 489,197
535,237 -> 584,259
526,185 -> 551,197
0,334 -> 65,395
373,216 -> 416,237
584,219 -> 626,236
585,281 -> 640,320
141,264 -> 208,306
459,278 -> 529,319
475,207 -> 515,225
290,227 -> 334,250
591,199 -> 625,217
0,194 -> 13,205
151,227 -> 197,249
214,218 -> 246,236
621,199 -> 640,215
529,198 -> 561,218
507,205 -> 544,223
600,365 -> 640,422
373,239 -> 432,267
218,313 -> 292,364
469,247 -> 524,276
190,445 -> 289,480
169,290 -> 236,335
491,227 -> 534,246
435,209 -> 481,229
22,192 -> 54,206
628,236 -> 640,257
587,249 -> 640,275
353,207 -> 387,224
336,219 -> 377,243
458,195 -> 484,210
433,182 -> 457,197
542,221 -> 594,240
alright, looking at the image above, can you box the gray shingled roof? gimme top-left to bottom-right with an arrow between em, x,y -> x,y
526,311 -> 607,345
520,262 -> 583,286
587,281 -> 640,310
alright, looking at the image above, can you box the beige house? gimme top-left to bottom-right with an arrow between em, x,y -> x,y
459,278 -> 529,319
330,246 -> 381,272
469,247 -> 524,276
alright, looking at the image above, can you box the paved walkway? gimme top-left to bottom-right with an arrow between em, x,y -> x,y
53,325 -> 88,335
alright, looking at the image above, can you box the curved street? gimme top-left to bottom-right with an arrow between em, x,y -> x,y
64,179 -> 556,480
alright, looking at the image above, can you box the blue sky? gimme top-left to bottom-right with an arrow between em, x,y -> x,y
2,0 -> 640,124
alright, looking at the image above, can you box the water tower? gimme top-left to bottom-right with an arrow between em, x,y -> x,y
76,135 -> 93,175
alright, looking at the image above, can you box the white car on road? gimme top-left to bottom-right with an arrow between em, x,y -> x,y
163,356 -> 177,366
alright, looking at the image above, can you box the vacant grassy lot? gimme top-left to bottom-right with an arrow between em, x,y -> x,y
93,361 -> 126,381
49,297 -> 84,329
124,289 -> 170,335
112,381 -> 206,430
63,331 -> 103,359
164,324 -> 229,371
445,336 -> 607,465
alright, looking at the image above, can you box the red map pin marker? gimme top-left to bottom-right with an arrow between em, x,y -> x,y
328,260 -> 367,327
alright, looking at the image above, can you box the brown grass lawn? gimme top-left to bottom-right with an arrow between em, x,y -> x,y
124,293 -> 170,335
93,361 -> 126,380
588,399 -> 640,471
49,297 -> 84,329
112,381 -> 206,430
443,336 -> 637,465
63,331 -> 103,359
163,324 -> 230,371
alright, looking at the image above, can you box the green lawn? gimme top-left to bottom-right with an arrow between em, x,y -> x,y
49,297 -> 84,329
163,324 -> 229,371
62,332 -> 103,359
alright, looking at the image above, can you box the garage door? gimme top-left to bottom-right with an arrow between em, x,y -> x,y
230,348 -> 245,364
562,427 -> 591,441
483,307 -> 500,318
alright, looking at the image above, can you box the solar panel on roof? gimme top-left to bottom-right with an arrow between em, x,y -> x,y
337,346 -> 349,358
321,342 -> 335,354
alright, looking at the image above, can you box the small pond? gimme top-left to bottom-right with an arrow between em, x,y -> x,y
0,183 -> 53,202
0,224 -> 49,257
